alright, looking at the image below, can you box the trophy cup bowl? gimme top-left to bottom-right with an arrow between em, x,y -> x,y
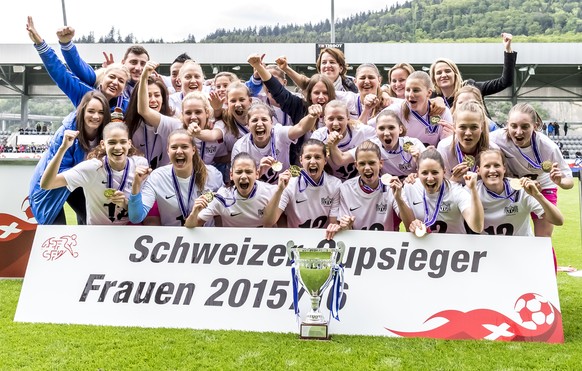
287,241 -> 345,339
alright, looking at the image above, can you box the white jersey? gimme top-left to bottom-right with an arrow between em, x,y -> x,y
311,124 -> 376,181
338,176 -> 404,231
335,91 -> 363,119
279,172 -> 341,228
347,136 -> 425,178
64,156 -> 148,225
437,135 -> 500,180
140,164 -> 224,226
231,124 -> 296,184
490,130 -> 572,189
195,135 -> 227,166
213,119 -> 248,152
475,180 -> 543,236
198,181 -> 277,227
168,92 -> 184,117
403,180 -> 472,234
379,102 -> 452,147
131,115 -> 182,169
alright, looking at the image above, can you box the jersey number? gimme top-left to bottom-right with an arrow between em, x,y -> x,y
298,216 -> 328,229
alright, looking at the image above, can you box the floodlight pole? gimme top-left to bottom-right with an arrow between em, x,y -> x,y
330,0 -> 335,43
61,0 -> 68,26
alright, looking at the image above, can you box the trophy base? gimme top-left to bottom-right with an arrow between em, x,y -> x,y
300,323 -> 329,340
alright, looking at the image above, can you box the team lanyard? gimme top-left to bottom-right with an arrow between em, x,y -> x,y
298,169 -> 324,193
486,179 -> 518,203
104,156 -> 131,193
410,101 -> 438,134
515,132 -> 543,170
356,96 -> 363,116
171,168 -> 196,219
423,183 -> 445,227
324,126 -> 353,149
235,120 -> 249,135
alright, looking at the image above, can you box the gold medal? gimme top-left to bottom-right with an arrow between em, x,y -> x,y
203,191 -> 214,202
430,116 -> 441,125
402,141 -> 414,153
380,174 -> 393,186
509,178 -> 523,190
289,165 -> 301,177
104,188 -> 116,198
414,224 -> 427,238
464,155 -> 475,168
541,161 -> 552,173
271,161 -> 283,172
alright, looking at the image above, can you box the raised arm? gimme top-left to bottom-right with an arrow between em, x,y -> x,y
327,131 -> 354,167
137,61 -> 163,127
461,172 -> 484,233
58,26 -> 98,87
40,130 -> 78,190
262,170 -> 290,227
276,56 -> 309,91
288,104 -> 321,141
523,178 -> 564,226
472,33 -> 517,97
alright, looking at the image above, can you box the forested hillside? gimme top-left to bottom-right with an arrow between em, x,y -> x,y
201,0 -> 582,43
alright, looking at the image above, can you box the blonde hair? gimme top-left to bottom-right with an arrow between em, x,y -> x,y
451,100 -> 490,158
181,91 -> 213,129
402,71 -> 433,121
429,58 -> 462,97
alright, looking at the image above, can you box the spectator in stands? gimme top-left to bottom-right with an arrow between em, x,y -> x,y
542,122 -> 547,135
547,122 -> 554,136
564,122 -> 569,136
554,122 -> 560,137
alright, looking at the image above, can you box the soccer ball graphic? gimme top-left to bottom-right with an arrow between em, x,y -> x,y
514,293 -> 555,330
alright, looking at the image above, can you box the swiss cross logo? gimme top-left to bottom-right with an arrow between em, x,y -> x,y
41,235 -> 79,261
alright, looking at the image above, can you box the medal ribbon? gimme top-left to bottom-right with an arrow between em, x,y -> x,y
423,183 -> 445,228
251,129 -> 277,161
171,167 -> 196,219
359,177 -> 384,194
143,125 -> 159,164
515,132 -> 543,170
298,170 -> 324,193
356,96 -> 363,116
330,263 -> 345,321
410,101 -> 438,134
104,156 -> 131,192
215,183 -> 257,208
235,120 -> 249,135
454,141 -> 476,171
387,139 -> 412,164
486,178 -> 518,202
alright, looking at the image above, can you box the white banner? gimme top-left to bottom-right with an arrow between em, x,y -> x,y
15,226 -> 563,342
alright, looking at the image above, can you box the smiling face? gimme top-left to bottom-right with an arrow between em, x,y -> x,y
230,158 -> 258,198
318,52 -> 342,82
168,133 -> 194,175
478,151 -> 506,192
405,78 -> 431,114
356,150 -> 382,188
227,87 -> 251,122
418,158 -> 444,194
300,143 -> 326,182
179,64 -> 204,95
455,110 -> 482,153
310,81 -> 330,106
182,97 -> 209,129
123,52 -> 149,83
376,115 -> 403,150
507,111 -> 535,148
214,75 -> 232,100
147,82 -> 163,113
324,104 -> 349,136
356,66 -> 380,97
433,62 -> 456,91
100,69 -> 128,100
390,68 -> 409,99
101,127 -> 131,171
248,107 -> 273,148
83,98 -> 106,138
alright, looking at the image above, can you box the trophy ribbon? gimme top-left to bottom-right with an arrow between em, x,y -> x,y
290,261 -> 301,323
329,263 -> 345,321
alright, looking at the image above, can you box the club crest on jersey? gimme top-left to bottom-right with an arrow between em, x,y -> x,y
207,145 -> 217,154
439,202 -> 451,213
376,202 -> 388,213
258,208 -> 265,217
504,205 -> 519,215
398,163 -> 413,172
321,196 -> 333,207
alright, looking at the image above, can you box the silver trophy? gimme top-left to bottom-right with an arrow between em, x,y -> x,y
287,240 -> 345,339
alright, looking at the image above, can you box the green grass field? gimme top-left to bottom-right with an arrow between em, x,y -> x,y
1,183 -> 582,370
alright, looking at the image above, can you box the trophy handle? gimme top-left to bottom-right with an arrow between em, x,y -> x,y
286,240 -> 296,261
336,241 -> 346,265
